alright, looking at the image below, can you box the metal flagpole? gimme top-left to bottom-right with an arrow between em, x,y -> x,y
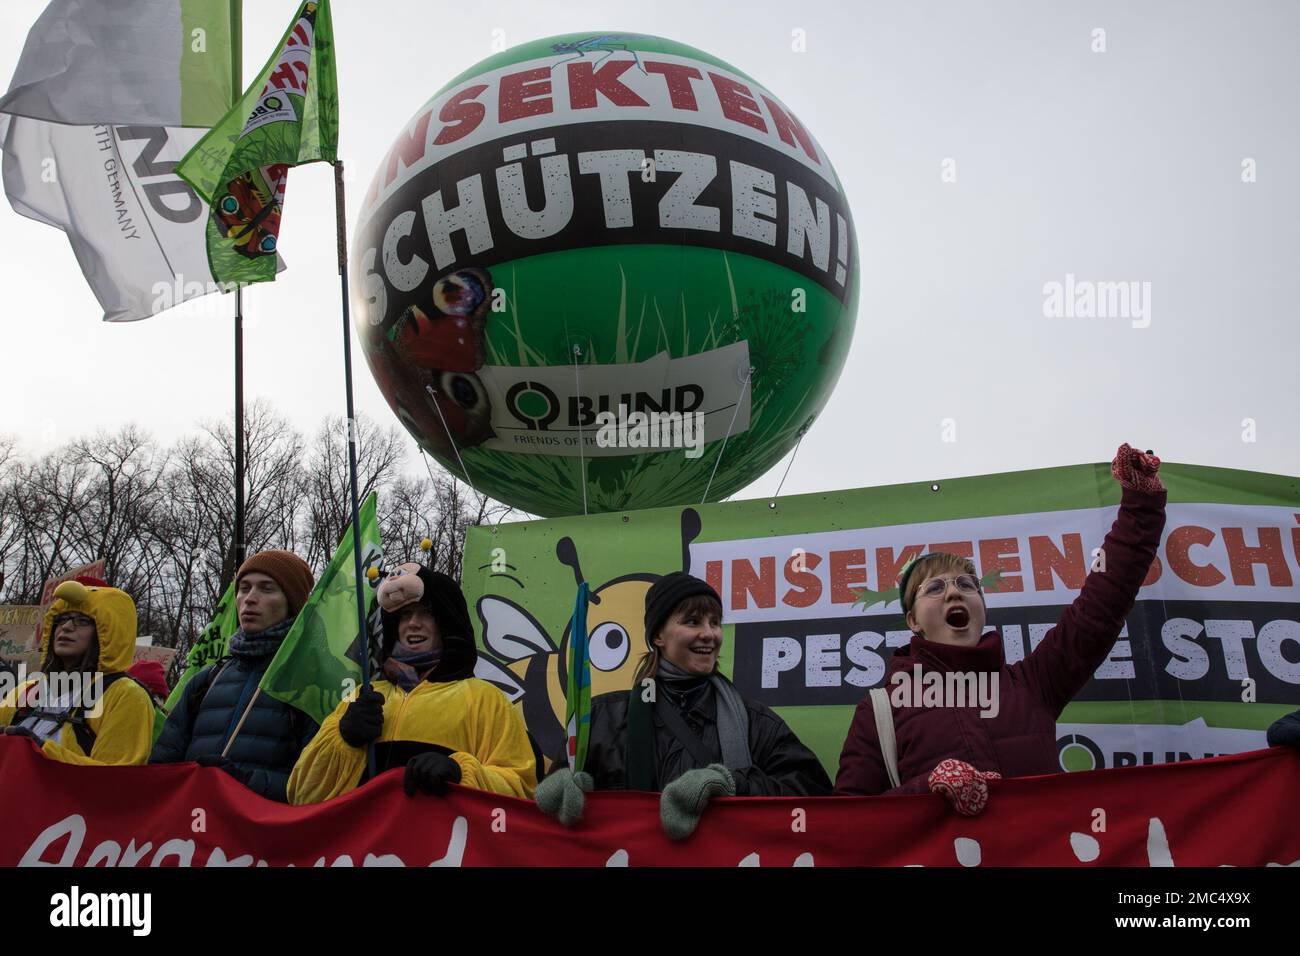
231,1 -> 247,573
234,291 -> 245,569
333,160 -> 376,780
217,2 -> 248,755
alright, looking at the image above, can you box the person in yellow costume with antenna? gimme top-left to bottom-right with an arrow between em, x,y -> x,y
288,560 -> 537,804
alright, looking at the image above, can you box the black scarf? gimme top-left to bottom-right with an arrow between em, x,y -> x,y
227,617 -> 295,659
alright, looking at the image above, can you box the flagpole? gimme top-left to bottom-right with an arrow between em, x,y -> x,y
333,159 -> 376,780
231,0 -> 247,572
234,291 -> 245,568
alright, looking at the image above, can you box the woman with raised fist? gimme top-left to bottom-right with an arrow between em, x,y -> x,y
835,443 -> 1167,816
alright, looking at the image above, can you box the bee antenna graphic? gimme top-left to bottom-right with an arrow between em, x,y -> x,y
556,537 -> 601,604
680,508 -> 702,573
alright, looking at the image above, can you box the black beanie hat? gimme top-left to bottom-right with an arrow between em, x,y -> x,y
643,571 -> 722,648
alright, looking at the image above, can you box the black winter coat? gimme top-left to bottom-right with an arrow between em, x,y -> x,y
1268,709 -> 1300,749
150,653 -> 318,802
581,681 -> 831,796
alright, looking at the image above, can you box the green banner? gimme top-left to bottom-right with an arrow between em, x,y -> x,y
462,462 -> 1300,776
261,493 -> 383,726
164,579 -> 238,714
177,0 -> 338,285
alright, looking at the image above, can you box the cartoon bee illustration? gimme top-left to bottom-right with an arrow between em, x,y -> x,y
215,164 -> 287,258
377,267 -> 496,452
473,509 -> 704,762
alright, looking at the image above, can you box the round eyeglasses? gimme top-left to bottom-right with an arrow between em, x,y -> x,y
916,575 -> 980,599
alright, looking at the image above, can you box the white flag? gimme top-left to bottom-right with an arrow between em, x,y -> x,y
0,0 -> 235,128
1,118 -> 221,322
0,1 -> 275,322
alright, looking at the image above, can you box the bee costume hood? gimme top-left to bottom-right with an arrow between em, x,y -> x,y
375,564 -> 477,681
40,578 -> 138,673
1,578 -> 155,766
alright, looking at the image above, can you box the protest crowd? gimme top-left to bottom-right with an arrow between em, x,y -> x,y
3,442 -> 1297,841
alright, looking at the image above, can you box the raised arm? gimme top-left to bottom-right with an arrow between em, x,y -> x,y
1021,444 -> 1167,715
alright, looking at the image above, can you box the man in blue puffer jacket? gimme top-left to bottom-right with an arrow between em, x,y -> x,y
151,550 -> 317,802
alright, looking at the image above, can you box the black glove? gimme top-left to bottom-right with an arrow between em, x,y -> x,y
3,725 -> 39,742
339,684 -> 386,748
403,752 -> 462,797
194,754 -> 254,786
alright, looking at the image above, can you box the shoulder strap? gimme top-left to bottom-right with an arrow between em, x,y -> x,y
180,658 -> 235,738
71,717 -> 96,755
68,672 -> 128,755
625,686 -> 654,790
654,688 -> 715,767
869,687 -> 901,789
198,659 -> 235,709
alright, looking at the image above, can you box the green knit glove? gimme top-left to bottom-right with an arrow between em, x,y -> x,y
535,768 -> 594,827
659,763 -> 736,841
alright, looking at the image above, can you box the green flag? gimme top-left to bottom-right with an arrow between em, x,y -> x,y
164,579 -> 239,715
260,493 -> 383,726
176,0 -> 338,286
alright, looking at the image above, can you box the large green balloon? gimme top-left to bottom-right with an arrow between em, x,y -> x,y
353,32 -> 858,516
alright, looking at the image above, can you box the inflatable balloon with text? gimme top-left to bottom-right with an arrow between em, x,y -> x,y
353,32 -> 859,516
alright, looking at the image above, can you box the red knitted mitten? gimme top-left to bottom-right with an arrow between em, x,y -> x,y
1110,443 -> 1164,493
928,759 -> 1001,817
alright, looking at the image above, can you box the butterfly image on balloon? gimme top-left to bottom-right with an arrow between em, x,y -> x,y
384,267 -> 496,451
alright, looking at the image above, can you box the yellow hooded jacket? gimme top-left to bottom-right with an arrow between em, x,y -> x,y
288,677 -> 537,805
0,580 -> 154,766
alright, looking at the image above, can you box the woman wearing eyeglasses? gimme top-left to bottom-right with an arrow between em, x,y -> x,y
835,444 -> 1167,815
0,577 -> 155,766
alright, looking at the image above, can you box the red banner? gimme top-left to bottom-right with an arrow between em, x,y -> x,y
2,738 -> 1297,867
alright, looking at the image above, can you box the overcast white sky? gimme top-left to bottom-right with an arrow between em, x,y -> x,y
1,0 -> 1296,509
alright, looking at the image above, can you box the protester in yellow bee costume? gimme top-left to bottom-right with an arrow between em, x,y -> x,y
288,564 -> 537,804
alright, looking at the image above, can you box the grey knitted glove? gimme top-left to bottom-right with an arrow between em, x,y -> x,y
659,763 -> 736,841
535,768 -> 594,827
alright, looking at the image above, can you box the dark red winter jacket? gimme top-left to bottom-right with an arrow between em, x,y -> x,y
835,487 -> 1167,795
